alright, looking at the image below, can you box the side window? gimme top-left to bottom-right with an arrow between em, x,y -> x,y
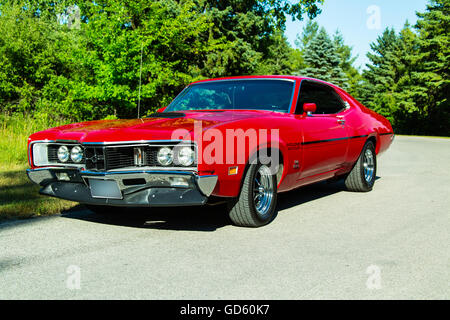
296,81 -> 345,115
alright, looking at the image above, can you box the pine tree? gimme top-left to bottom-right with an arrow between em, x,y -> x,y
360,0 -> 449,135
358,28 -> 400,125
200,0 -> 323,78
300,28 -> 348,89
391,23 -> 421,133
333,30 -> 360,95
295,20 -> 319,50
256,31 -> 299,75
413,0 -> 450,135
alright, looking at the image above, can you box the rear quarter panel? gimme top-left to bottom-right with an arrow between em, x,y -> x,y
335,88 -> 394,161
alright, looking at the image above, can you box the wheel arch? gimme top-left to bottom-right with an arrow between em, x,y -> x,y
238,146 -> 286,195
367,135 -> 377,149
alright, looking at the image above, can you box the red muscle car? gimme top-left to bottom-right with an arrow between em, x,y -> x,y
27,76 -> 394,227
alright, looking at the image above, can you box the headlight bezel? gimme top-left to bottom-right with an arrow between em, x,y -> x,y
30,142 -> 85,167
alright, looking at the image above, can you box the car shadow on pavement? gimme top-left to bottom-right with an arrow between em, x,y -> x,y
278,176 -> 381,211
61,177 -> 380,231
61,203 -> 232,232
278,180 -> 347,211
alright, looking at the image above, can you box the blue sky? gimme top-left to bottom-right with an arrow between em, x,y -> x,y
285,0 -> 430,69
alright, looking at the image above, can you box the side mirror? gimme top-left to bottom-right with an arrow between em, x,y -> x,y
157,106 -> 167,113
303,103 -> 317,116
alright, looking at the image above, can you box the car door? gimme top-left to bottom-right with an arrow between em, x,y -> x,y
295,80 -> 349,180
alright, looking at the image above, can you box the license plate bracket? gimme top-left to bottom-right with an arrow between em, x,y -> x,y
89,179 -> 123,199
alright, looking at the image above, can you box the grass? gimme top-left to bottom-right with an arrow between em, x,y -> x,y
0,164 -> 76,221
0,114 -> 76,221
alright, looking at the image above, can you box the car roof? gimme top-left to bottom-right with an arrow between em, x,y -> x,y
190,75 -> 343,91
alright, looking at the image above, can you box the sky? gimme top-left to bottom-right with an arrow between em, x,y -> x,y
285,0 -> 430,69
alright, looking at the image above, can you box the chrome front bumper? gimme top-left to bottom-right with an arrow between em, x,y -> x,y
27,168 -> 218,207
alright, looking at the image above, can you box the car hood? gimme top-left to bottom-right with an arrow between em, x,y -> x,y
30,110 -> 278,143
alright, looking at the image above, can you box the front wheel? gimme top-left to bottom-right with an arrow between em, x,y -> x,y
228,162 -> 278,227
345,141 -> 377,192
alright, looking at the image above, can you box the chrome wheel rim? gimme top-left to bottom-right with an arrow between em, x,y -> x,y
363,148 -> 375,183
253,165 -> 274,217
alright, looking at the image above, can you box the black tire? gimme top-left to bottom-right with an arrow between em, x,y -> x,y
345,141 -> 377,192
228,162 -> 278,227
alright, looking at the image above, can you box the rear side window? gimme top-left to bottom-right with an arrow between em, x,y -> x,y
296,81 -> 345,115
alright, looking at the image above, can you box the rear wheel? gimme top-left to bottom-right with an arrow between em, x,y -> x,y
345,141 -> 377,192
228,162 -> 278,227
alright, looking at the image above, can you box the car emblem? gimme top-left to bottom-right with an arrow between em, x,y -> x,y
134,147 -> 144,166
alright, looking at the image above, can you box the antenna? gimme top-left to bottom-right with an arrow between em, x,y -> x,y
137,41 -> 143,118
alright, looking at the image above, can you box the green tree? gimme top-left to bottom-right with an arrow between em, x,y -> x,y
0,0 -> 81,118
358,28 -> 401,125
390,23 -> 422,133
256,30 -> 300,75
359,0 -> 449,135
73,0 -> 216,118
357,25 -> 422,132
199,0 -> 324,78
299,27 -> 348,89
332,30 -> 361,95
294,20 -> 319,51
0,0 -> 325,120
292,20 -> 319,74
413,0 -> 450,135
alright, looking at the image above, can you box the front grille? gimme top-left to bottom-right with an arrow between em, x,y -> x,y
47,145 -> 60,162
146,147 -> 159,166
104,147 -> 135,170
85,146 -> 105,170
82,143 -> 196,171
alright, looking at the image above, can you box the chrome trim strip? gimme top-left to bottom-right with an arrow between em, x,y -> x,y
290,79 -> 304,114
191,78 -> 296,84
80,169 -> 197,176
288,80 -> 298,114
106,166 -> 197,172
82,139 -> 191,146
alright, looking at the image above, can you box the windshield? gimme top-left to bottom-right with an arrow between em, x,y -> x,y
165,79 -> 295,113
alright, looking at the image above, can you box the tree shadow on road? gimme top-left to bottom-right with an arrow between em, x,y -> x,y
60,178 -> 381,232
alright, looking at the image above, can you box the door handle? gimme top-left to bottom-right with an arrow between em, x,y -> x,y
337,118 -> 345,125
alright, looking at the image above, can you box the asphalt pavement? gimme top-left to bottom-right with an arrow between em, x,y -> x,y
1,136 -> 449,299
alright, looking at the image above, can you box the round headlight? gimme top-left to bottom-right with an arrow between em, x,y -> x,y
157,147 -> 173,166
176,146 -> 195,167
57,146 -> 69,163
70,146 -> 83,163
